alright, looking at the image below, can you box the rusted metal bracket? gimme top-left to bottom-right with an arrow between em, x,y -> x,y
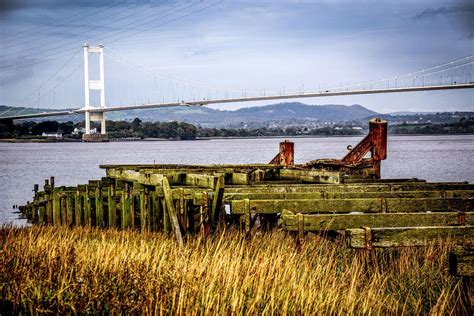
341,118 -> 387,164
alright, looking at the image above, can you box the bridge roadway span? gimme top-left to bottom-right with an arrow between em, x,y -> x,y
3,82 -> 474,120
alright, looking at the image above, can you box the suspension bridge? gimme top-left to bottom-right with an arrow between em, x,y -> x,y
1,45 -> 473,141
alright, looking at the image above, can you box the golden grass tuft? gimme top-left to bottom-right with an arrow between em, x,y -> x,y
0,226 -> 466,314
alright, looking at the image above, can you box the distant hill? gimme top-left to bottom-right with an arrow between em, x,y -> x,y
0,102 -> 378,127
107,102 -> 379,127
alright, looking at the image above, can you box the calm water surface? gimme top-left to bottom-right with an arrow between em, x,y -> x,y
1,135 -> 473,224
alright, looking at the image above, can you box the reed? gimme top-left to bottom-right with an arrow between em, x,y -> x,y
0,226 -> 465,314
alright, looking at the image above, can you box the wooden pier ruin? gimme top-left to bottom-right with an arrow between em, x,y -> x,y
20,118 -> 474,308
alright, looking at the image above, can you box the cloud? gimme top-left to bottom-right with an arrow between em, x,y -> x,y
414,1 -> 474,38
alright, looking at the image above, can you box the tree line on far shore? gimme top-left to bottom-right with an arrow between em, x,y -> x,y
0,118 -> 363,140
1,116 -> 473,140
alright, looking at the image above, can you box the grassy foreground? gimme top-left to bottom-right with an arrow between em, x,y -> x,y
0,226 -> 466,314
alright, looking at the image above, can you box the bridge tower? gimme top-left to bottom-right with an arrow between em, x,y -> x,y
82,43 -> 109,142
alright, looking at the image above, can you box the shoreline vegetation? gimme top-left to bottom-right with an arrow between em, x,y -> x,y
0,226 -> 466,314
1,116 -> 473,142
1,133 -> 474,143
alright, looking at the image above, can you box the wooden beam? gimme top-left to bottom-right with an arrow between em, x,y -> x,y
193,190 -> 474,205
66,193 -> 74,227
450,244 -> 474,277
185,174 -> 218,188
163,177 -> 184,246
121,183 -> 132,229
107,182 -> 116,228
346,226 -> 474,248
52,187 -> 61,225
224,182 -> 474,193
95,186 -> 104,228
211,175 -> 225,231
278,169 -> 341,184
282,211 -> 472,231
83,186 -> 91,227
75,189 -> 82,226
231,198 -> 474,214
140,186 -> 150,232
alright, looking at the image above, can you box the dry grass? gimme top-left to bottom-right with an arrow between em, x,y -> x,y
0,226 -> 466,314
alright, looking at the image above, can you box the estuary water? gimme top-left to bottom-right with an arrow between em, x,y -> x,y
1,134 -> 473,225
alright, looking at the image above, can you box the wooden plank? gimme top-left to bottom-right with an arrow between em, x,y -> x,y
152,192 -> 161,232
244,198 -> 251,235
95,186 -> 104,228
450,245 -> 474,277
52,188 -> 61,225
66,194 -> 74,227
231,173 -> 250,185
107,183 -> 116,228
211,175 -> 225,231
39,204 -> 46,225
121,183 -> 132,229
83,187 -> 91,227
162,198 -> 170,233
185,174 -> 218,188
223,182 -> 474,193
278,169 -> 341,184
163,177 -> 184,246
107,168 -> 164,185
60,195 -> 67,225
346,226 -> 474,248
140,187 -> 150,232
231,198 -> 474,215
75,189 -> 82,226
193,190 -> 474,205
282,211 -> 472,231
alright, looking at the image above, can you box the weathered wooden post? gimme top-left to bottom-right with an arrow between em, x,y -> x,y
75,186 -> 83,226
52,187 -> 61,225
38,192 -> 46,225
60,193 -> 67,225
66,193 -> 74,227
163,177 -> 184,246
151,191 -> 161,232
244,198 -> 251,236
450,244 -> 473,314
211,175 -> 225,232
122,182 -> 132,229
95,185 -> 104,228
162,198 -> 170,234
107,181 -> 116,228
83,185 -> 91,226
44,179 -> 52,224
140,186 -> 150,232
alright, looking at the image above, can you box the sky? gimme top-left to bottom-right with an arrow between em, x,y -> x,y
0,0 -> 473,113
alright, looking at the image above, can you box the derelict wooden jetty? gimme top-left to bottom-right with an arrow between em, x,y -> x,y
20,118 -> 473,279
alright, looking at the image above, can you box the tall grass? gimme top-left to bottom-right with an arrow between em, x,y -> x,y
0,226 -> 465,314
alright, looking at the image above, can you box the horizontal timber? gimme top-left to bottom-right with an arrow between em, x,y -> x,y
282,211 -> 472,231
346,226 -> 474,248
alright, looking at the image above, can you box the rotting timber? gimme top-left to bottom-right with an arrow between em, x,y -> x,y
20,119 -> 474,291
20,118 -> 474,243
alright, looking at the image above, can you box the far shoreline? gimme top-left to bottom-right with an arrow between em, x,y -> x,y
1,133 -> 473,143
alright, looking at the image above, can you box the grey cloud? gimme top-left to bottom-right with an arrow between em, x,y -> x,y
414,2 -> 474,38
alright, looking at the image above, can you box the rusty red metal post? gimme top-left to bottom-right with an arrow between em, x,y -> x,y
270,140 -> 294,166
